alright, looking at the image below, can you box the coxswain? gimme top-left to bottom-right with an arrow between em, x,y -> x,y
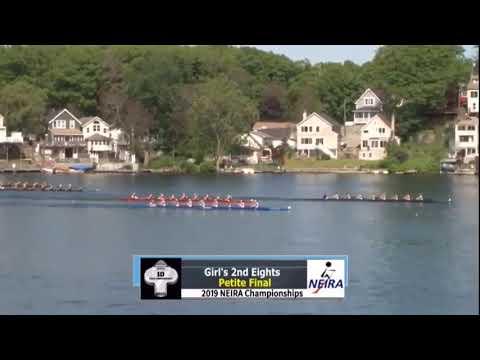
415,194 -> 423,201
380,193 -> 387,201
403,193 -> 411,201
322,194 -> 327,200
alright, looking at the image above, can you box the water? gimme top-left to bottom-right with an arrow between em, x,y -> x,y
0,173 -> 478,314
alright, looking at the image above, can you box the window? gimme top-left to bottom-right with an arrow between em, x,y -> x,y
316,126 -> 320,132
370,112 -> 376,118
70,121 -> 75,129
364,98 -> 374,105
316,138 -> 323,145
356,112 -> 363,119
87,128 -> 89,133
378,128 -> 385,134
104,128 -> 107,133
362,153 -> 365,158
369,153 -> 372,158
363,130 -> 369,134
372,141 -> 378,148
309,126 -> 312,132
380,141 -> 385,148
459,136 -> 470,142
362,140 -> 368,148
301,138 -> 312,145
458,125 -> 466,131
467,148 -> 476,154
471,91 -> 478,98
468,126 -> 475,131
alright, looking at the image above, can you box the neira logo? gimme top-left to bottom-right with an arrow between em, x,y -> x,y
308,261 -> 344,294
140,258 -> 182,299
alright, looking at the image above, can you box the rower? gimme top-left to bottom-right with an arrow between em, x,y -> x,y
356,194 -> 363,200
403,193 -> 411,201
345,193 -> 351,200
192,193 -> 198,200
179,193 -> 187,201
415,194 -> 423,201
147,194 -> 154,200
157,193 -> 165,200
371,194 -> 376,201
392,194 -> 399,201
380,193 -> 387,201
67,184 -> 72,192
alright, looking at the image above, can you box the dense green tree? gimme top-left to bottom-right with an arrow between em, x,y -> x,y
186,76 -> 258,170
0,80 -> 47,135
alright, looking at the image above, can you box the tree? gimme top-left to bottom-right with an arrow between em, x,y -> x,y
259,82 -> 289,119
0,80 -> 47,135
187,76 -> 258,171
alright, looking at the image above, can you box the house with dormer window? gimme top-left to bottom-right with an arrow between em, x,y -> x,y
41,109 -> 129,162
348,88 -> 385,126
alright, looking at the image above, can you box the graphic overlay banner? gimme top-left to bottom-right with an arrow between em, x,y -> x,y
133,256 -> 348,300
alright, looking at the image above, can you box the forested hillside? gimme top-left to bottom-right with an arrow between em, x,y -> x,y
0,45 -> 474,162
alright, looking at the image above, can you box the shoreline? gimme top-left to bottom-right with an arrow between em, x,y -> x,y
0,167 -> 477,176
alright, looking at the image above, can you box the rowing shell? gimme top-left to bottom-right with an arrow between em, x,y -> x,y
128,203 -> 292,212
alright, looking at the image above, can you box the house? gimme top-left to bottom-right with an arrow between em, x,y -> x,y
239,121 -> 297,164
0,113 -> 23,144
454,115 -> 478,164
80,116 -> 113,162
296,111 -> 341,159
42,109 -> 86,160
347,88 -> 385,127
467,72 -> 478,115
41,109 -> 130,162
359,113 -> 400,161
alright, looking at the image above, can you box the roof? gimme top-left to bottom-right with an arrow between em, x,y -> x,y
353,107 -> 382,112
80,116 -> 111,127
457,116 -> 479,126
48,109 -> 81,125
251,130 -> 273,139
255,127 -> 294,140
79,116 -> 95,125
253,121 -> 296,130
49,128 -> 83,136
355,88 -> 385,106
363,113 -> 392,129
86,133 -> 111,141
296,112 -> 342,130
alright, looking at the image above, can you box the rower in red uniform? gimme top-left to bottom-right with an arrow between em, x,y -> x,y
403,193 -> 411,201
130,193 -> 139,200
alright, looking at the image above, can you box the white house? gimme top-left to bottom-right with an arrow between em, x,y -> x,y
80,116 -> 113,161
0,113 -> 23,144
359,114 -> 400,161
467,73 -> 478,115
454,116 -> 478,163
347,88 -> 384,127
296,111 -> 341,159
42,109 -> 130,162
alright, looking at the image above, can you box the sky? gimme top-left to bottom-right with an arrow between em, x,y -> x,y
241,45 -> 477,65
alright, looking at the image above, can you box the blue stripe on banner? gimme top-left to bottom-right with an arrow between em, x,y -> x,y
132,255 -> 349,287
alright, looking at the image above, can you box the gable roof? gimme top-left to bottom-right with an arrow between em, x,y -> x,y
80,116 -> 111,127
297,112 -> 341,130
253,121 -> 296,130
48,109 -> 81,125
355,88 -> 385,106
256,127 -> 294,140
362,113 -> 392,130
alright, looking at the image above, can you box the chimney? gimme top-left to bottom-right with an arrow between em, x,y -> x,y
303,110 -> 308,121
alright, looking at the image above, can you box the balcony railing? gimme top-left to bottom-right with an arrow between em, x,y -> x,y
44,140 -> 87,147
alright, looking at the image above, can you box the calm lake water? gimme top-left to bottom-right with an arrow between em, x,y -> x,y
0,173 -> 478,314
